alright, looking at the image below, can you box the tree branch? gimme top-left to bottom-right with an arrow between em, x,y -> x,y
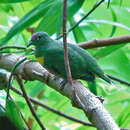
63,0 -> 72,84
0,45 -> 34,51
56,0 -> 105,40
11,86 -> 94,127
10,97 -> 32,130
16,75 -> 46,130
0,70 -> 94,128
0,54 -> 120,130
68,0 -> 105,34
1,35 -> 130,87
0,45 -> 26,50
0,35 -> 130,51
27,88 -> 44,128
78,35 -> 130,49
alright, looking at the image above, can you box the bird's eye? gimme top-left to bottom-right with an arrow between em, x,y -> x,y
37,35 -> 42,40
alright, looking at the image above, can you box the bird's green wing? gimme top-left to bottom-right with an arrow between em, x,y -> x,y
42,43 -> 92,79
67,43 -> 113,84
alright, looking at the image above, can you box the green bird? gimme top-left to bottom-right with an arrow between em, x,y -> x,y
27,32 -> 112,84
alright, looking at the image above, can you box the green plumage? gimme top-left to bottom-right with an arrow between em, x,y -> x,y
27,32 -> 112,84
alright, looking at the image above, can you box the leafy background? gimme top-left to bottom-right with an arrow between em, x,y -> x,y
0,0 -> 130,129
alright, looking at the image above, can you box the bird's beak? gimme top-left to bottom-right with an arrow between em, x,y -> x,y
27,40 -> 33,47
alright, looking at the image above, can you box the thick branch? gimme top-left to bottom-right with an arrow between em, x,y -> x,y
11,87 -> 94,127
78,35 -> 130,49
0,35 -> 130,51
0,54 -> 120,130
0,70 -> 93,127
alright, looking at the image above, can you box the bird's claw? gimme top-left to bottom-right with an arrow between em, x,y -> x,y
96,96 -> 104,103
59,79 -> 67,90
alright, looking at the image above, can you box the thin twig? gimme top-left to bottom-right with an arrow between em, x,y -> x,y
26,27 -> 35,35
19,110 -> 32,130
68,0 -> 105,33
16,75 -> 46,130
1,35 -> 130,51
1,34 -> 129,54
0,45 -> 26,50
6,57 -> 27,99
28,89 -> 44,128
0,45 -> 34,52
78,35 -> 130,49
57,0 -> 105,40
107,74 -> 130,87
63,0 -> 72,84
10,87 -> 130,130
11,86 -> 94,127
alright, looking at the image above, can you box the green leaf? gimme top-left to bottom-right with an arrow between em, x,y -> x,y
70,18 -> 87,43
27,54 -> 36,61
29,83 -> 44,97
116,104 -> 130,127
0,4 -> 13,12
88,22 -> 103,36
109,7 -> 117,37
98,48 -> 130,82
77,125 -> 95,130
93,44 -> 125,59
2,0 -> 55,44
67,0 -> 84,19
110,0 -> 130,7
36,0 -> 84,34
0,0 -> 30,4
86,19 -> 130,31
35,0 -> 62,35
6,98 -> 25,130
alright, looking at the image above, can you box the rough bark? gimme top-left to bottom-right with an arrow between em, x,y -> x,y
0,54 -> 120,130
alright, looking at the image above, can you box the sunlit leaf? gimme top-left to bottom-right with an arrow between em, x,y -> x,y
36,0 -> 84,35
116,104 -> 130,127
0,0 -> 31,3
6,98 -> 25,130
2,0 -> 55,44
86,19 -> 130,31
70,18 -> 87,43
109,7 -> 117,37
93,44 -> 125,59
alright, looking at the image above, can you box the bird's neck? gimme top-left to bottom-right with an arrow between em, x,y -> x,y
35,42 -> 50,57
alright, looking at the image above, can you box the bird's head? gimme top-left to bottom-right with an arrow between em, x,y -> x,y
27,32 -> 51,47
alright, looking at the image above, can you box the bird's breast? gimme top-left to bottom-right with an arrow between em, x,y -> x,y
36,56 -> 44,66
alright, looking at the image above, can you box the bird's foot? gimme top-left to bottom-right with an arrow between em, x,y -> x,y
53,76 -> 67,91
59,79 -> 67,90
96,96 -> 104,103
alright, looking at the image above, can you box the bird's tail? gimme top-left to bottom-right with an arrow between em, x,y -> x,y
100,74 -> 114,85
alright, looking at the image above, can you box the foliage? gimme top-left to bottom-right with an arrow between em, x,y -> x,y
0,0 -> 130,129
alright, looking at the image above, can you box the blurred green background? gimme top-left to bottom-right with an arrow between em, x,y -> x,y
0,0 -> 130,129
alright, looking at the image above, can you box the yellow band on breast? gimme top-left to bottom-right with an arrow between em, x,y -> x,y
36,56 -> 44,66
